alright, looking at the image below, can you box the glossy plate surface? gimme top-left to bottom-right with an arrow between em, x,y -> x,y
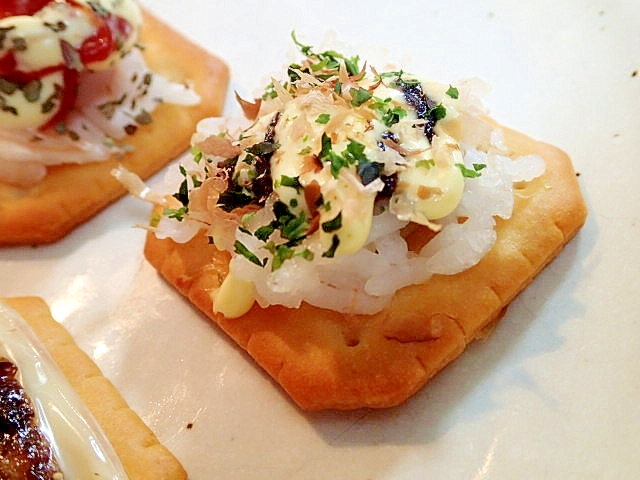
1,1 -> 639,478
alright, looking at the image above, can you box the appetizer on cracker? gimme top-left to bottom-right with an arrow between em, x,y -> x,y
126,34 -> 586,410
0,297 -> 186,479
0,0 -> 228,245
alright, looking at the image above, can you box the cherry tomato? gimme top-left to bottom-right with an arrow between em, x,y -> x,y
79,15 -> 134,65
0,0 -> 51,19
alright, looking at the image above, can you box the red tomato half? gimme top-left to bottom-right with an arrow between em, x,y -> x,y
0,0 -> 51,19
79,15 -> 134,65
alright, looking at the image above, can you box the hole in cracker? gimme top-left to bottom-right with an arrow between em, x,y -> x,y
345,337 -> 360,347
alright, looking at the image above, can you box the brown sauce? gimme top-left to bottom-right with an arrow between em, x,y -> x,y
0,358 -> 62,480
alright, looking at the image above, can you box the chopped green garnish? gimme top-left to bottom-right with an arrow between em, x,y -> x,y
446,85 -> 459,99
273,201 -> 308,241
416,159 -> 435,169
291,31 -> 360,76
217,189 -> 254,212
23,80 -> 42,103
319,133 -> 345,177
290,31 -> 313,56
134,109 -> 152,125
321,212 -> 342,233
189,145 -> 204,164
254,223 -> 275,241
316,113 -> 331,124
281,213 -> 307,240
456,163 -> 486,178
322,235 -> 340,258
265,243 -> 314,271
268,243 -> 294,270
234,240 -> 265,267
97,93 -> 125,119
299,249 -> 314,261
172,166 -> 190,206
44,21 -> 66,33
342,139 -> 366,165
370,96 -> 390,111
319,135 -> 373,180
278,175 -> 302,192
428,104 -> 447,121
262,82 -> 277,100
163,206 -> 188,221
350,87 -> 372,107
381,106 -> 407,127
370,97 -> 407,127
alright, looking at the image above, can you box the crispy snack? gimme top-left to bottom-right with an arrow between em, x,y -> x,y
145,121 -> 586,411
2,296 -> 187,479
0,8 -> 229,246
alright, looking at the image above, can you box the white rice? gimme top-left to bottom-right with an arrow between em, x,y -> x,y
162,112 -> 545,315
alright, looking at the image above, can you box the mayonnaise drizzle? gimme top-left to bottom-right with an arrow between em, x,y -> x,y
0,301 -> 128,480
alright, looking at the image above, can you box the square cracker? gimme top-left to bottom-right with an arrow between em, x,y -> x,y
0,8 -> 229,246
144,121 -> 587,411
2,296 -> 187,479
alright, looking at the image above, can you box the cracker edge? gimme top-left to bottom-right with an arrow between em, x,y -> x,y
1,296 -> 187,480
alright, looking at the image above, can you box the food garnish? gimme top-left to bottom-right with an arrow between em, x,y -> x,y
120,33 -> 546,318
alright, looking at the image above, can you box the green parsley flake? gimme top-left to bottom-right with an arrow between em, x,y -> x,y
316,113 -> 331,124
416,159 -> 436,169
234,240 -> 265,267
163,206 -> 188,221
321,212 -> 342,233
278,175 -> 302,192
322,235 -> 340,258
291,31 -> 360,76
23,80 -> 42,103
350,87 -> 372,107
381,106 -> 407,127
446,85 -> 459,99
456,163 -> 486,178
429,104 -> 447,121
371,97 -> 407,127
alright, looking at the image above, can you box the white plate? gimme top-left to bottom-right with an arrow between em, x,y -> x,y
2,0 -> 640,478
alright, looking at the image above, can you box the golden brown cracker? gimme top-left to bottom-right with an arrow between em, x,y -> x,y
2,296 -> 187,479
144,122 -> 587,411
0,8 -> 229,245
